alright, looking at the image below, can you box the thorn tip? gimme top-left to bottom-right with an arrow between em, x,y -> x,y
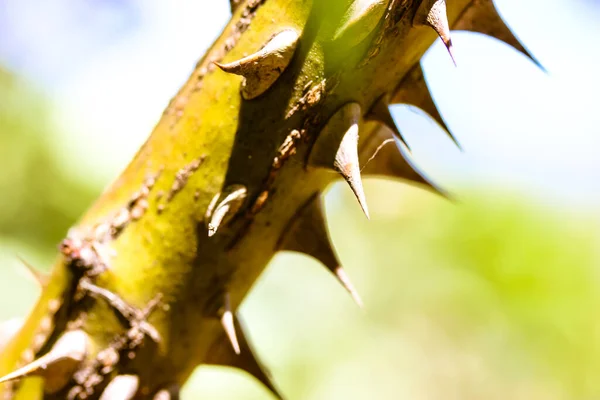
220,294 -> 241,355
452,0 -> 545,71
334,267 -> 364,308
415,0 -> 455,64
16,255 -> 48,288
278,194 -> 363,308
0,329 -> 89,394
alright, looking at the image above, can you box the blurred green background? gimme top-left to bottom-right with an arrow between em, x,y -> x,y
1,1 -> 600,399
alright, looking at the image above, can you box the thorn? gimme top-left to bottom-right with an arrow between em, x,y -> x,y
207,313 -> 284,400
446,41 -> 457,67
415,0 -> 456,65
366,94 -> 411,152
278,194 -> 363,308
214,29 -> 300,100
309,102 -> 369,219
394,63 -> 462,150
360,127 -> 451,199
453,0 -> 545,71
335,121 -> 370,219
16,255 -> 48,288
220,293 -> 240,355
0,329 -> 89,394
99,375 -> 139,400
205,185 -> 247,237
333,266 -> 363,308
79,278 -> 162,344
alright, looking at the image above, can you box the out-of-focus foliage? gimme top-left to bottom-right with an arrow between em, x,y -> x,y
0,69 -> 97,251
0,68 -> 97,319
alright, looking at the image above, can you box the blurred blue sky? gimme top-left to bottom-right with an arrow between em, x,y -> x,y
0,0 -> 599,208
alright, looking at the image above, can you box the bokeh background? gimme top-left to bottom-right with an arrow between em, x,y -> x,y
1,0 -> 600,399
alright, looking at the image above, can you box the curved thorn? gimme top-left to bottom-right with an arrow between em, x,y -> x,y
394,64 -> 462,150
333,266 -> 363,308
220,293 -> 240,355
0,329 -> 89,394
206,313 -> 285,399
309,102 -> 369,219
335,121 -> 370,219
366,94 -> 411,152
452,0 -> 545,71
415,0 -> 456,65
277,194 -> 363,308
205,185 -> 248,237
360,125 -> 451,199
214,29 -> 300,100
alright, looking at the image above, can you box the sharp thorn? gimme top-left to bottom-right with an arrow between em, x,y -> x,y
335,124 -> 370,220
394,63 -> 462,150
214,29 -> 300,100
206,312 -> 285,399
0,329 -> 89,394
333,266 -> 363,308
415,0 -> 456,65
16,255 -> 48,288
278,194 -> 363,308
359,127 -> 451,199
220,293 -> 241,355
453,0 -> 544,71
309,102 -> 370,219
366,94 -> 411,152
205,185 -> 247,237
446,39 -> 458,67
